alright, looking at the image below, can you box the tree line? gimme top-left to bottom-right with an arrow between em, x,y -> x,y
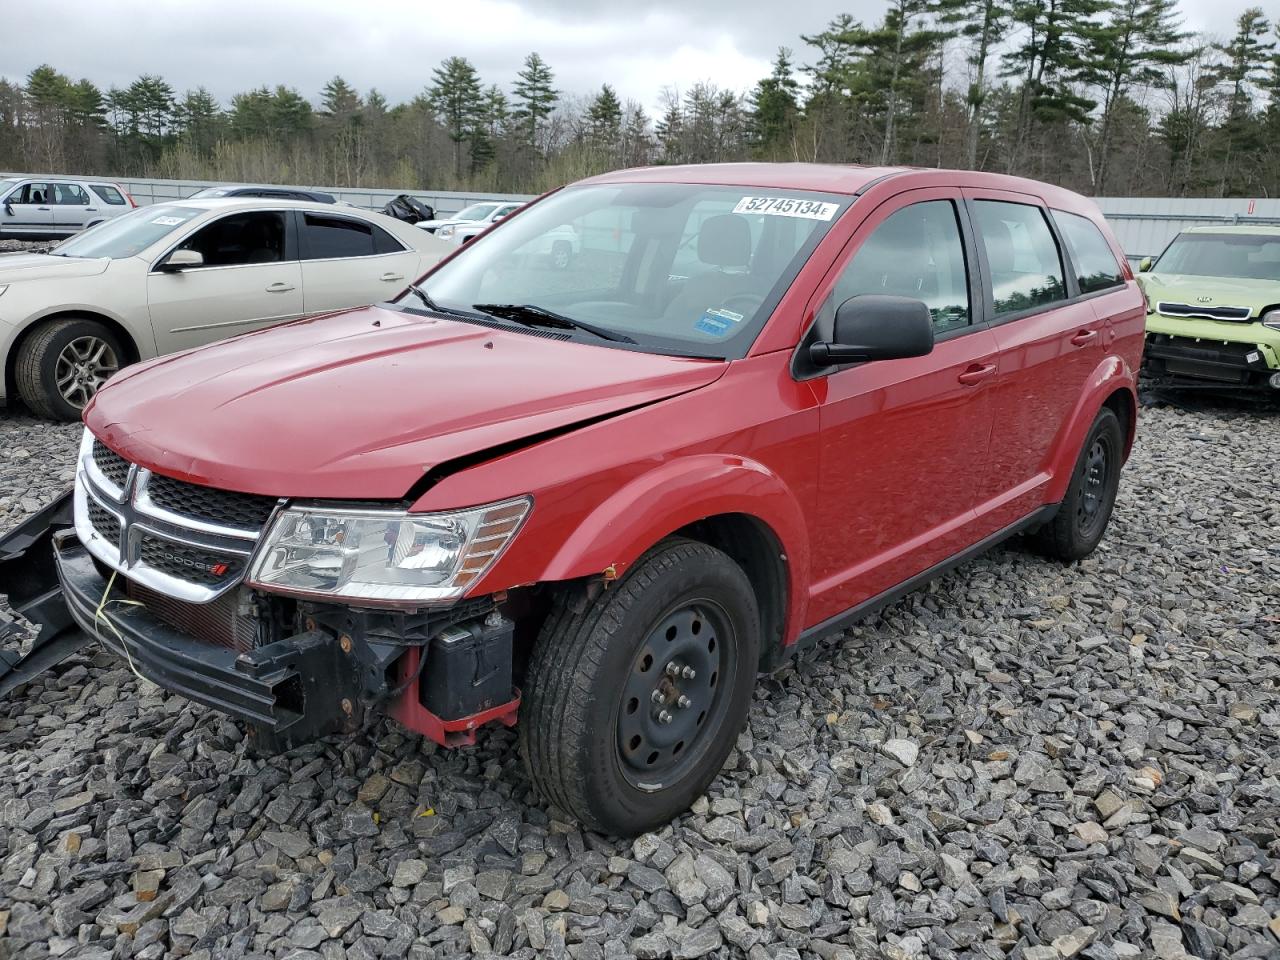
1,0 -> 1278,198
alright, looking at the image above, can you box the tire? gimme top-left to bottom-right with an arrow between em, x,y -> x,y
520,538 -> 760,835
15,318 -> 125,421
1031,406 -> 1124,562
551,240 -> 572,270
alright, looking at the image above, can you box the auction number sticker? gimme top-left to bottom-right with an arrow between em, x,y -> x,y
151,215 -> 187,226
733,196 -> 839,220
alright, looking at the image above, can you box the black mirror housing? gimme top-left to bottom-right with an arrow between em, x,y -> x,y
810,295 -> 935,366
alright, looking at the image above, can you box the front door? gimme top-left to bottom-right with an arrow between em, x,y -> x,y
807,189 -> 1000,626
296,211 -> 421,313
147,210 -> 304,353
962,190 -> 1107,532
2,182 -> 53,237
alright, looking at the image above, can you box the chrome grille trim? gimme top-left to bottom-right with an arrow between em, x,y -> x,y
73,430 -> 272,604
1156,301 -> 1253,322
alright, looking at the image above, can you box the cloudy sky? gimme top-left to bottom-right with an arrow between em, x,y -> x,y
2,0 -> 1224,114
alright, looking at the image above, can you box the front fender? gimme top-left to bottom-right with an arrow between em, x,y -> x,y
1045,354 -> 1138,503
536,454 -> 812,642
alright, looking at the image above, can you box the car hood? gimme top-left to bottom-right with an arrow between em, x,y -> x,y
419,218 -> 471,230
0,253 -> 111,283
1138,272 -> 1280,314
85,305 -> 726,501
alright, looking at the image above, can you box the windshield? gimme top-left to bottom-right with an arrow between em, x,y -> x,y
51,205 -> 202,259
1155,233 -> 1280,281
453,203 -> 499,222
188,187 -> 231,198
396,183 -> 847,358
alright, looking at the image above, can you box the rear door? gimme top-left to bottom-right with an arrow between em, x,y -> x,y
1,182 -> 54,237
296,211 -> 420,313
147,209 -> 304,353
807,189 -> 1000,626
962,188 -> 1106,532
50,182 -> 94,233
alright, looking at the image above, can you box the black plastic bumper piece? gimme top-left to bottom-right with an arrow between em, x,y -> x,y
52,535 -> 361,751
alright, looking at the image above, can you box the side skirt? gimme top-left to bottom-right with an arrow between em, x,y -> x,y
768,503 -> 1059,670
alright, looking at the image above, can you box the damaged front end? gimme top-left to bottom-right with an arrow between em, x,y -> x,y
0,437 -> 522,751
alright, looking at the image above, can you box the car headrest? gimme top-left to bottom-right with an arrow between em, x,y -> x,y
698,214 -> 751,268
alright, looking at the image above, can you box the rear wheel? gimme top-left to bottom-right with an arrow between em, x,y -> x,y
1031,406 -> 1123,561
15,318 -> 125,421
520,539 -> 759,835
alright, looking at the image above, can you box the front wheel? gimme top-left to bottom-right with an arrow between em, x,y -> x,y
1031,406 -> 1124,561
15,318 -> 125,421
520,539 -> 760,835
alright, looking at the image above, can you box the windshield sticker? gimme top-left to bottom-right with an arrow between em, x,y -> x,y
695,307 -> 744,337
150,215 -> 187,226
733,197 -> 839,221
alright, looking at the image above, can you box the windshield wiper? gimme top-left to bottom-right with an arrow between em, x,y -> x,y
472,303 -> 637,344
405,281 -> 446,312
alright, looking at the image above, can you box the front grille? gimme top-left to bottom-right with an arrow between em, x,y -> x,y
1157,301 -> 1253,322
1145,334 -> 1265,384
138,536 -> 247,587
92,441 -> 131,489
125,579 -> 257,652
147,473 -> 279,531
87,499 -> 120,545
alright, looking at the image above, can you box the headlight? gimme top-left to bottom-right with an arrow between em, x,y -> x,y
1262,308 -> 1280,330
247,497 -> 531,605
438,225 -> 455,240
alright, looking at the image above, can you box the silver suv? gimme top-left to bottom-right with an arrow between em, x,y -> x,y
0,176 -> 136,241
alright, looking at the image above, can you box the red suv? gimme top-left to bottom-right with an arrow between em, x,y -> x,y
2,164 -> 1144,835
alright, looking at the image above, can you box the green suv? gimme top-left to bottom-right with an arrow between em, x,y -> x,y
1138,225 -> 1280,395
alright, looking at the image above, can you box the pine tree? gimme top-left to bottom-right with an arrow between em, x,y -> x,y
1080,0 -> 1190,191
511,52 -> 558,148
1211,7 -> 1273,119
586,84 -> 622,146
321,76 -> 361,119
937,0 -> 1012,167
748,48 -> 800,155
176,87 -> 222,152
428,56 -> 485,178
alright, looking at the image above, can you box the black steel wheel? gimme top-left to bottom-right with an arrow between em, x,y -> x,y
520,538 -> 760,836
1031,405 -> 1124,562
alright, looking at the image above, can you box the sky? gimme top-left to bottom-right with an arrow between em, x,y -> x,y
1,0 -> 1224,115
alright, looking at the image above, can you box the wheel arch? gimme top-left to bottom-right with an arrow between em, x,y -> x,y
1044,356 -> 1138,503
5,310 -> 142,406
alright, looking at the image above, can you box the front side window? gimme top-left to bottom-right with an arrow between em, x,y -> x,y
90,184 -> 126,205
400,183 -> 847,358
1052,210 -> 1123,293
834,200 -> 971,334
51,205 -> 202,259
51,183 -> 89,205
972,201 -> 1066,317
9,182 -> 50,205
179,211 -> 287,266
1153,233 -> 1280,281
453,203 -> 499,223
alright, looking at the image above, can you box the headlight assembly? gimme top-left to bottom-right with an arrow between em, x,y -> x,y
1262,308 -> 1280,330
247,497 -> 531,605
438,225 -> 455,240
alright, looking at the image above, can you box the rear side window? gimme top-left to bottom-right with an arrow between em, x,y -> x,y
835,200 -> 971,334
972,201 -> 1066,317
1052,210 -> 1124,293
301,214 -> 403,258
90,184 -> 127,205
52,183 -> 89,205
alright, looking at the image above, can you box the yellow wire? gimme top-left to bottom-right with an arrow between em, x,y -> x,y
92,568 -> 148,686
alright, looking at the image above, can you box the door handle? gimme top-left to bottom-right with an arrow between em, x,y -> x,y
85,207 -> 98,212
957,363 -> 997,386
37,206 -> 50,211
265,282 -> 296,293
1070,329 -> 1098,346
380,272 -> 405,282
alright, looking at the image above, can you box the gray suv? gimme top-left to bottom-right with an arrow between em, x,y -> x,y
0,176 -> 136,240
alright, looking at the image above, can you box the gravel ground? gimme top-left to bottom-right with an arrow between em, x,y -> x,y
1,400 -> 1278,960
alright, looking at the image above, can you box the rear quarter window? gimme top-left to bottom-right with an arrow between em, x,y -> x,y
1052,210 -> 1124,293
90,184 -> 127,205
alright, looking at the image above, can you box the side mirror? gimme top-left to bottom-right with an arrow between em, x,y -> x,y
810,295 -> 935,366
157,249 -> 204,271
1137,257 -> 1153,273
2,200 -> 12,216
